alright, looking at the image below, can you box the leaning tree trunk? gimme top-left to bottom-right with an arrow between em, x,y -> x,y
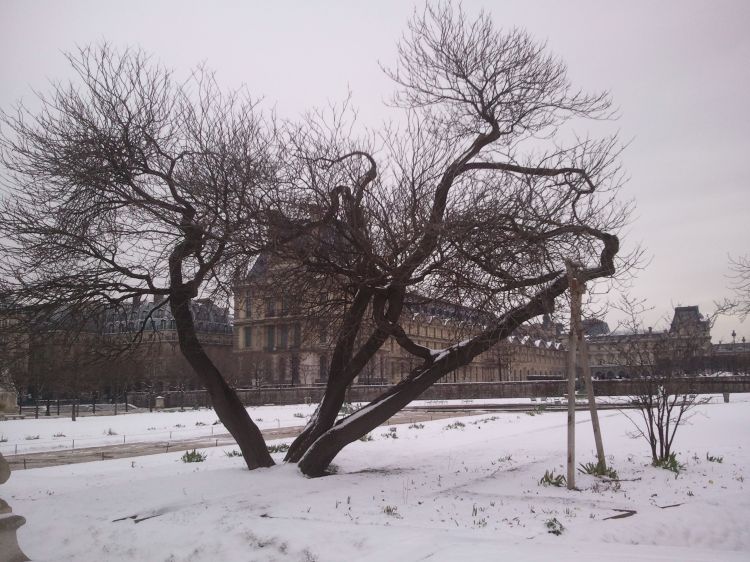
285,288 -> 385,462
170,286 -> 273,469
298,281 -> 566,476
168,226 -> 273,470
298,234 -> 618,477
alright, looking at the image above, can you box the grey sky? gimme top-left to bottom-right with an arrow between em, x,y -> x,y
2,0 -> 748,342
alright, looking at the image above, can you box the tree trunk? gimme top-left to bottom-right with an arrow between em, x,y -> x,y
170,286 -> 274,469
298,233 -> 617,476
285,288 -> 393,463
298,281 -> 565,476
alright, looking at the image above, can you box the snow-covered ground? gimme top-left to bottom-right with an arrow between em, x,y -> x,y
4,394 -> 743,456
4,398 -> 749,561
0,403 -> 324,455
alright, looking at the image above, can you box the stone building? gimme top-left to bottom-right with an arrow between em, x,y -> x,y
586,305 -> 712,379
100,296 -> 236,393
233,257 -> 566,386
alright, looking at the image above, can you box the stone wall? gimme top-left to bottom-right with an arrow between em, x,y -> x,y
127,375 -> 750,409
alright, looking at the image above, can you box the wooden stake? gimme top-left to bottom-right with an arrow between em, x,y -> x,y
578,330 -> 606,468
566,263 -> 579,490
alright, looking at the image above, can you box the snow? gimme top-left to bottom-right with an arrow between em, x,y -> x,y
0,403 -> 321,455
3,398 -> 750,561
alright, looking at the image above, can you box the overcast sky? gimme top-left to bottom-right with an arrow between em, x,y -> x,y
2,0 -> 748,342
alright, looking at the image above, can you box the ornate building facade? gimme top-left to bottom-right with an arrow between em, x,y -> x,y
232,257 -> 566,386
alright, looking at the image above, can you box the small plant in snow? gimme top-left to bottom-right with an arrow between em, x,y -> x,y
358,433 -> 374,442
0,435 -> 7,442
267,443 -> 290,453
706,452 -> 723,463
382,505 -> 401,518
173,423 -> 185,428
381,427 -> 399,439
539,470 -> 566,487
545,517 -> 565,535
181,449 -> 206,463
653,452 -> 685,475
338,402 -> 355,417
471,416 -> 500,425
293,412 -> 305,418
103,428 -> 118,436
53,432 -> 66,438
443,421 -> 465,430
408,423 -> 425,430
194,421 -> 206,426
578,460 -> 618,480
212,420 -> 221,426
224,449 -> 243,458
255,418 -> 263,422
25,435 -> 40,440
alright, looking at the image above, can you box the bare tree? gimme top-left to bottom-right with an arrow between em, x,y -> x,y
729,254 -> 750,319
0,45 -> 277,468
613,297 -> 710,466
1,5 -> 630,477
264,4 -> 628,476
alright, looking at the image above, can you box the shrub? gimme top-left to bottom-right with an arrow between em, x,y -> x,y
653,452 -> 684,474
408,423 -> 425,430
181,449 -> 207,463
53,432 -> 66,438
25,435 -> 40,440
382,505 -> 401,518
358,433 -> 374,442
578,460 -> 618,480
224,449 -> 243,458
470,416 -> 499,425
545,517 -> 564,535
443,421 -> 465,430
539,470 -> 567,487
0,435 -> 7,443
267,443 -> 290,453
706,452 -> 723,463
381,427 -> 398,439
104,428 -> 118,436
194,421 -> 206,426
293,412 -> 305,418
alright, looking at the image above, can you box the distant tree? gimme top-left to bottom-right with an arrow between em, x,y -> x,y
729,254 -> 750,319
613,297 -> 710,465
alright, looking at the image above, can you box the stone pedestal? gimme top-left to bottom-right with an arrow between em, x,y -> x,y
155,395 -> 165,409
0,453 -> 31,561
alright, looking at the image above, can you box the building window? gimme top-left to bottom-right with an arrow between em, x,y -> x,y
319,354 -> 329,381
243,326 -> 252,349
266,299 -> 276,317
244,292 -> 252,318
291,355 -> 300,385
266,325 -> 275,351
292,323 -> 301,349
278,325 -> 288,350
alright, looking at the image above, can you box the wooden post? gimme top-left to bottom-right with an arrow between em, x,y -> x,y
565,263 -> 579,490
577,315 -> 606,469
